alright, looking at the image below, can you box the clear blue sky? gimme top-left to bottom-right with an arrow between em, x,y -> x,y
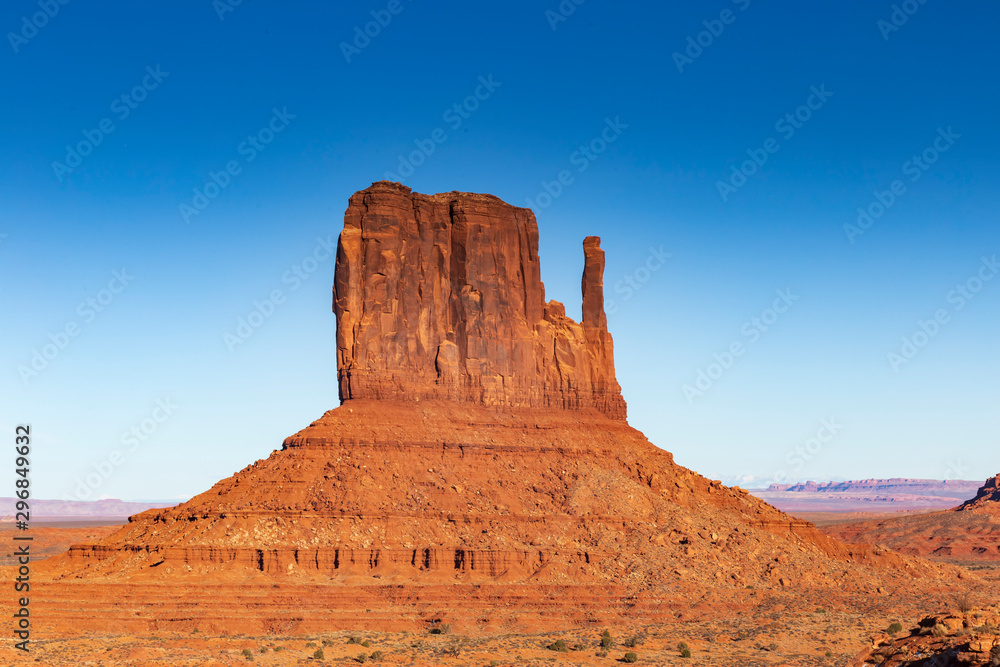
1,1 -> 997,500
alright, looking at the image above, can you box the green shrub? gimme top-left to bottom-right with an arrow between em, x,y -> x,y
259,646 -> 268,653
347,636 -> 361,644
678,641 -> 692,658
546,639 -> 569,652
600,629 -> 614,648
361,640 -> 371,648
623,652 -> 639,663
357,653 -> 368,664
313,648 -> 324,659
888,622 -> 903,635
242,648 -> 254,661
369,651 -> 384,662
305,641 -> 316,648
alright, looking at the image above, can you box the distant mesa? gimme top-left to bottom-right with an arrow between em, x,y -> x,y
753,478 -> 983,514
820,474 -> 1000,564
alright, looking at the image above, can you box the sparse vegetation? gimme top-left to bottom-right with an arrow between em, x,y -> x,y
600,629 -> 615,648
361,639 -> 371,648
347,636 -> 362,644
356,652 -> 368,663
429,622 -> 452,635
623,651 -> 639,663
440,645 -> 462,657
678,641 -> 692,658
370,651 -> 385,661
888,622 -> 903,635
957,592 -> 974,614
546,639 -> 569,652
931,624 -> 948,637
313,648 -> 324,659
242,647 -> 254,661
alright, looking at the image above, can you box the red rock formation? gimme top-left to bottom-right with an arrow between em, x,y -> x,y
34,182 -> 961,636
334,181 -> 626,419
960,474 -> 1000,511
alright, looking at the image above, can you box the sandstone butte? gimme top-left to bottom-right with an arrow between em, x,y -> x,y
824,473 -> 1000,564
30,181 -> 967,636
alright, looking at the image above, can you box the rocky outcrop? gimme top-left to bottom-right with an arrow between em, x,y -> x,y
333,181 -> 626,419
37,181 -> 963,638
959,474 -> 1000,511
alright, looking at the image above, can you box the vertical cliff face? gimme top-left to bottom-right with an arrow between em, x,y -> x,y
333,181 -> 626,419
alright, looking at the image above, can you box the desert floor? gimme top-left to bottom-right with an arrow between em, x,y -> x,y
3,520 -> 997,666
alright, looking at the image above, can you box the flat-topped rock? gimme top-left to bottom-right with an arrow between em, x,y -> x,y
334,181 -> 626,419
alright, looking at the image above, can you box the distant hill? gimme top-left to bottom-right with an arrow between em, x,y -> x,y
0,497 -> 177,521
822,475 -> 1000,564
750,478 -> 983,514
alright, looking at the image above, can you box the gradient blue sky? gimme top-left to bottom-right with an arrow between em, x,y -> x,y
2,1 -> 997,501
